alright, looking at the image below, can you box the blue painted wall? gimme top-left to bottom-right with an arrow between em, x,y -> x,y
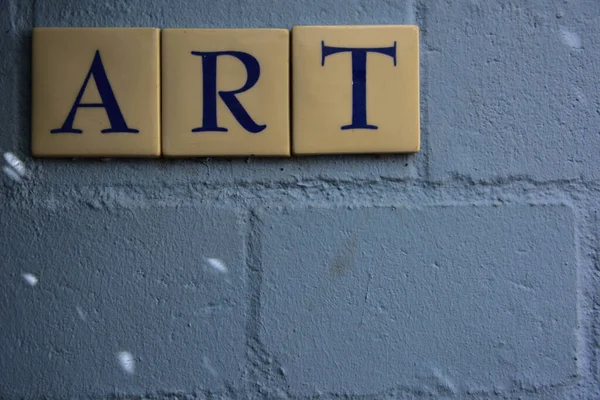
1,0 -> 599,398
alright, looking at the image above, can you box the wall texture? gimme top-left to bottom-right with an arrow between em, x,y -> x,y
1,0 -> 599,399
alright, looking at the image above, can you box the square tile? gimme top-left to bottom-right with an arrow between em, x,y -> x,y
162,29 -> 290,157
292,25 -> 420,155
32,28 -> 160,157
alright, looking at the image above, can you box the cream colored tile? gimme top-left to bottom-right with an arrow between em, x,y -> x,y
31,28 -> 160,157
292,25 -> 420,155
162,29 -> 290,157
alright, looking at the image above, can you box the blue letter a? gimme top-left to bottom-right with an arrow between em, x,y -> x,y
51,50 -> 139,134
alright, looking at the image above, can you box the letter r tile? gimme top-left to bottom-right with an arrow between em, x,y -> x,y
162,29 -> 290,157
292,25 -> 420,155
32,28 -> 160,157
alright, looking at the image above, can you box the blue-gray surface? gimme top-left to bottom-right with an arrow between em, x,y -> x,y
0,0 -> 598,399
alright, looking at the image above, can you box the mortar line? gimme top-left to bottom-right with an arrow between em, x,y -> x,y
589,209 -> 600,383
572,203 -> 590,383
19,176 -> 600,194
10,179 -> 600,211
243,207 -> 267,397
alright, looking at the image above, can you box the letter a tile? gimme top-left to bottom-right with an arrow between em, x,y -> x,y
162,29 -> 290,157
32,28 -> 160,157
292,25 -> 420,155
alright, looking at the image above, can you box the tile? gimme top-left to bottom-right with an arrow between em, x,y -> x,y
162,29 -> 290,157
292,25 -> 420,155
32,28 -> 160,157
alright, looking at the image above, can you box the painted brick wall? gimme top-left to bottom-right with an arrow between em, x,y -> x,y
1,0 -> 599,399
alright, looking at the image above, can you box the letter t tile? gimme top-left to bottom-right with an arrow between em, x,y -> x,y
162,29 -> 290,157
292,25 -> 420,155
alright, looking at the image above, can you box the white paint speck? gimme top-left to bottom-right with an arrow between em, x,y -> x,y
117,351 -> 135,374
76,306 -> 87,321
560,26 -> 582,49
432,367 -> 457,394
574,87 -> 586,104
3,152 -> 26,177
21,273 -> 38,286
202,355 -> 219,377
3,166 -> 22,182
206,258 -> 228,273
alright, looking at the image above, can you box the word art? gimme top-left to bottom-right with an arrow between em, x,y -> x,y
31,26 -> 419,158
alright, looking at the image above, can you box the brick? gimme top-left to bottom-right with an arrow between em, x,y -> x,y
425,0 -> 600,181
0,206 -> 246,398
259,205 -> 576,395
